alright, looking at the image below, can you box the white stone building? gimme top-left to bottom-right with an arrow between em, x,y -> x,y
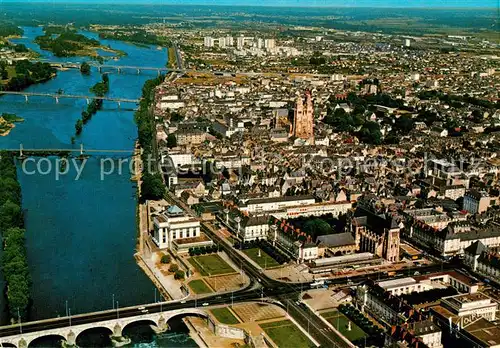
152,206 -> 201,250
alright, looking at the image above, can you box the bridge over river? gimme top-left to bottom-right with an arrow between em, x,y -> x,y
39,61 -> 182,75
0,288 -> 267,348
0,91 -> 139,106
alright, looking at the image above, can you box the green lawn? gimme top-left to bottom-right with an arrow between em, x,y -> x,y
188,254 -> 235,276
211,307 -> 240,325
188,279 -> 213,294
260,320 -> 315,348
243,248 -> 280,268
322,310 -> 367,342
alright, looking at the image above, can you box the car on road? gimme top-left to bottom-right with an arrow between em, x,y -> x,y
141,309 -> 148,313
180,300 -> 186,304
138,306 -> 145,310
202,303 -> 209,306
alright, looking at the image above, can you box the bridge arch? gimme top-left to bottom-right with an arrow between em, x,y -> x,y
122,319 -> 158,334
75,326 -> 113,348
27,334 -> 66,348
166,310 -> 209,331
121,319 -> 159,344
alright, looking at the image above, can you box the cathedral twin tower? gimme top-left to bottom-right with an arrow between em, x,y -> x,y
290,90 -> 314,144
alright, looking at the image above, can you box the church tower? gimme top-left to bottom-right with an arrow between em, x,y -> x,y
291,90 -> 314,144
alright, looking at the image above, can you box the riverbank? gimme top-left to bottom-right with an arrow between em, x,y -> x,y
0,152 -> 31,322
167,46 -> 177,69
0,26 -> 169,321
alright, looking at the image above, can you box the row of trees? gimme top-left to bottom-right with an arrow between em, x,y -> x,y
234,239 -> 290,265
74,74 -> 108,135
0,152 -> 31,321
158,253 -> 184,279
418,90 -> 500,110
338,304 -> 385,347
1,60 -> 56,92
188,244 -> 219,256
136,76 -> 167,201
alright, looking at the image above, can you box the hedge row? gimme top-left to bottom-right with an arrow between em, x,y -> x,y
188,244 -> 219,256
338,304 -> 385,347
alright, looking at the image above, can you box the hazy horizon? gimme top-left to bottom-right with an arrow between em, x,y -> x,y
0,0 -> 497,9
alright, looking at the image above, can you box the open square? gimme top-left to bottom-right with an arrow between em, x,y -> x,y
260,320 -> 315,348
232,303 -> 285,323
210,307 -> 240,325
243,248 -> 280,268
188,254 -> 236,276
188,279 -> 213,294
322,310 -> 367,342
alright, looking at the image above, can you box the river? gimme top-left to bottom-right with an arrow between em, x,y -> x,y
0,27 -> 197,347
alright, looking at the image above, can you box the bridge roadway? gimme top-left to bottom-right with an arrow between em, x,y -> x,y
0,91 -> 139,104
40,60 -> 333,78
0,263 -> 453,345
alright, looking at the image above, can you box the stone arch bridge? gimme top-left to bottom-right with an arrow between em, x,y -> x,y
0,308 -> 208,348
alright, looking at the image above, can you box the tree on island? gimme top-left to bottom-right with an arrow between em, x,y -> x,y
81,111 -> 91,124
75,119 -> 83,135
167,134 -> 177,148
80,62 -> 91,75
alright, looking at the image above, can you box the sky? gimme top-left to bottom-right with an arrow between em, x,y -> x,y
0,0 -> 497,8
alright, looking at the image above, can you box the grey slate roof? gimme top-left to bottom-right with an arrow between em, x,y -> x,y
464,240 -> 487,256
316,233 -> 355,247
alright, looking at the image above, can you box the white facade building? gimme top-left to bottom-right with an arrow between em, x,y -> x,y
239,195 -> 316,214
163,153 -> 194,168
225,36 -> 234,46
204,37 -> 214,48
236,37 -> 245,50
152,206 -> 201,250
441,293 -> 497,322
264,39 -> 276,50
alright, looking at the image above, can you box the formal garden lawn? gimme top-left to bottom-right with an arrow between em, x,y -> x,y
188,279 -> 213,294
243,248 -> 280,268
210,307 -> 240,325
260,320 -> 315,348
322,310 -> 367,342
188,254 -> 235,276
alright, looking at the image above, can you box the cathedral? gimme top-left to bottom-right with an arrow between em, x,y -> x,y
290,90 -> 314,144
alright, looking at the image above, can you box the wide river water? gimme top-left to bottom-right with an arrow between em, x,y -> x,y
0,27 -> 197,347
